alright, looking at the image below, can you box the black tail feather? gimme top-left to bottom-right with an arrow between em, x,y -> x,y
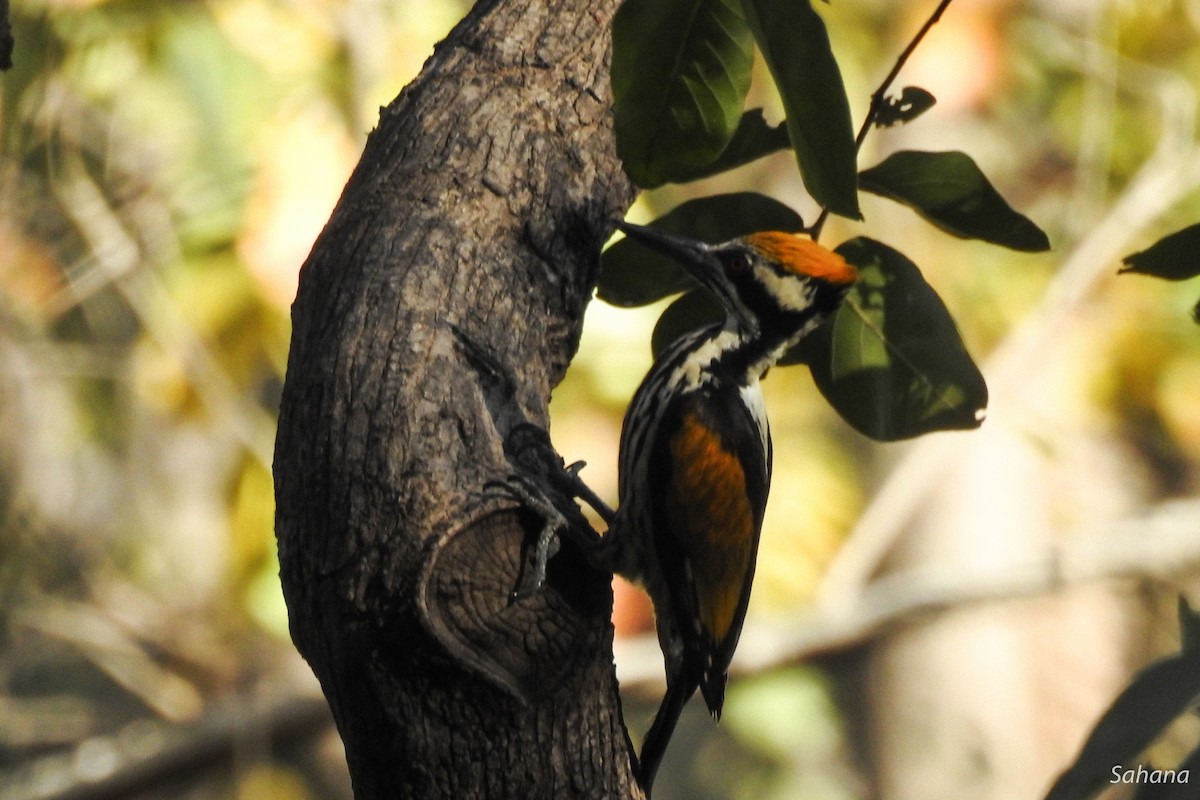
637,676 -> 698,797
699,667 -> 728,720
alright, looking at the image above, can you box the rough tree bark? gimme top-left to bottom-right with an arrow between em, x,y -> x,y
273,0 -> 639,797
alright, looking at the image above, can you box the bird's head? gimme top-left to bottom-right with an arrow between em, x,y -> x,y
615,222 -> 857,335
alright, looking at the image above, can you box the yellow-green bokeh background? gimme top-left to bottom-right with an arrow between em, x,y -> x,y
4,1 -> 1200,798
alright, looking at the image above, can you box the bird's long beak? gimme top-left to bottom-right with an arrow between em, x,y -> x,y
615,221 -> 717,276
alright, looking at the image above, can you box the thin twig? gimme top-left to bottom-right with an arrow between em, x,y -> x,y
811,0 -> 956,240
4,691 -> 335,800
855,0 -> 957,150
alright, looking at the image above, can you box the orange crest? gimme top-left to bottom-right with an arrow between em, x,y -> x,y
744,232 -> 857,285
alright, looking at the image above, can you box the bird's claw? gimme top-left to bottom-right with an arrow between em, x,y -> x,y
485,473 -> 568,602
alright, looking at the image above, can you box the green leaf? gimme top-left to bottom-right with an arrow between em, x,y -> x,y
873,86 -> 937,128
1179,597 -> 1200,656
1131,743 -> 1200,800
859,150 -> 1050,252
1044,650 -> 1200,800
613,0 -> 755,188
598,192 -> 804,307
787,237 -> 987,441
671,109 -> 792,183
651,289 -> 726,358
1120,223 -> 1200,281
740,0 -> 860,219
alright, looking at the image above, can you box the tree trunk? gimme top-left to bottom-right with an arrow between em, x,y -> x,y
273,0 -> 639,796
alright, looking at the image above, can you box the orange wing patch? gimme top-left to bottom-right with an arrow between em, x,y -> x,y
744,231 -> 856,285
667,411 -> 757,645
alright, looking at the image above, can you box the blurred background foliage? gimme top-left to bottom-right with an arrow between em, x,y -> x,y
3,1 -> 1200,799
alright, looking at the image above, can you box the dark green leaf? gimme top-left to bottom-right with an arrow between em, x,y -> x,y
873,86 -> 937,128
1131,742 -> 1200,800
613,0 -> 754,188
1120,223 -> 1200,281
1179,597 -> 1200,656
787,237 -> 987,441
1044,650 -> 1200,800
859,150 -> 1050,252
740,0 -> 860,219
651,289 -> 726,358
671,109 -> 792,183
598,192 -> 804,307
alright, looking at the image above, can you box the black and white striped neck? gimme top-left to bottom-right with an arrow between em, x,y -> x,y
668,309 -> 822,391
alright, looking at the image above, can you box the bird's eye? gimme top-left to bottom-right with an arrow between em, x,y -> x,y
728,252 -> 752,274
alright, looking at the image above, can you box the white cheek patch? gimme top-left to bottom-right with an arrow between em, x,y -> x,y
756,265 -> 815,312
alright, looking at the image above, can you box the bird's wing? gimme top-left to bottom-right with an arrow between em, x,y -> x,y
651,388 -> 770,709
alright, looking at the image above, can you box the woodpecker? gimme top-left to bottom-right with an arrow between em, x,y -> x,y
607,222 -> 856,793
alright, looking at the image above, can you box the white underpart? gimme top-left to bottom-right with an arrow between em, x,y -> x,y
740,381 -> 770,455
